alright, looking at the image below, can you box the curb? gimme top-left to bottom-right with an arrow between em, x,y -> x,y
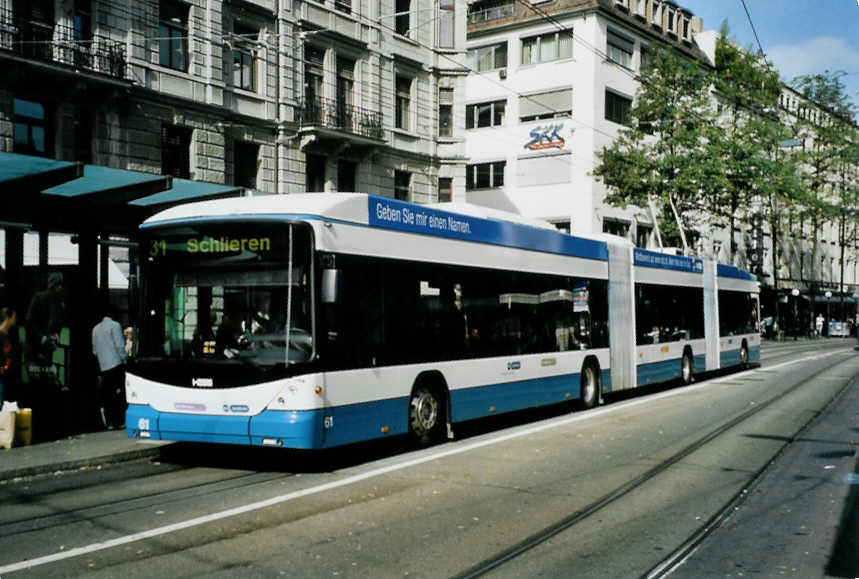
0,445 -> 166,482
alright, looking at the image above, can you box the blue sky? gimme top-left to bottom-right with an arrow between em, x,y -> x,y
679,0 -> 859,114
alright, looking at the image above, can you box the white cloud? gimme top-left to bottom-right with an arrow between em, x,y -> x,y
767,36 -> 859,83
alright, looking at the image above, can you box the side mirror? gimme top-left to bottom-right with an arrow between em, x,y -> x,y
321,268 -> 342,304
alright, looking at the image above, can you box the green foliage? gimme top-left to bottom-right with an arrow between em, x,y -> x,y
593,30 -> 859,291
708,30 -> 799,264
790,73 -> 859,291
789,72 -> 859,262
593,44 -> 716,251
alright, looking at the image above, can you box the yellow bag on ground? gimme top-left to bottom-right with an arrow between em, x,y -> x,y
0,409 -> 15,450
15,408 -> 32,446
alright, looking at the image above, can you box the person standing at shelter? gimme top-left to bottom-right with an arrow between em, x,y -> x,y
92,306 -> 127,429
25,272 -> 66,372
0,307 -> 18,405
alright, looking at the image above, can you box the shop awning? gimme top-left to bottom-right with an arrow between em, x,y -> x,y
811,294 -> 858,303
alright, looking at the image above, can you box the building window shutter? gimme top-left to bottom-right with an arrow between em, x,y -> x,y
439,0 -> 454,48
519,88 -> 572,120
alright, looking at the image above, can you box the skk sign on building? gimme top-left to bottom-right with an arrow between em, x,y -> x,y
524,123 -> 566,151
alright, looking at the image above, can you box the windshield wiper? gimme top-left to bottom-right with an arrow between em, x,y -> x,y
223,348 -> 264,369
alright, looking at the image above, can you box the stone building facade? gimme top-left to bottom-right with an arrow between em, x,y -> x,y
0,0 -> 468,200
0,0 -> 469,438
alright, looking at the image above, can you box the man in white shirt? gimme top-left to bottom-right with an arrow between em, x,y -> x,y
92,306 -> 128,429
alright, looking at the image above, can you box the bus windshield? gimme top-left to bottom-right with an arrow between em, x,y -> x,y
137,221 -> 313,380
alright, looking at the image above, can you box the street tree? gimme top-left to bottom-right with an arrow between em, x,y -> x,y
708,29 -> 786,266
832,136 -> 859,314
593,44 -> 716,253
789,71 -> 857,307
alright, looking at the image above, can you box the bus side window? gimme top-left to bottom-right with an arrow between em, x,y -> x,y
324,257 -> 385,368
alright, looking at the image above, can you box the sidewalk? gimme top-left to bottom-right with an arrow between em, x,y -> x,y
0,429 -> 172,482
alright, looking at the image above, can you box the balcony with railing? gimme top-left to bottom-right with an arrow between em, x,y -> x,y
299,97 -> 384,141
0,9 -> 126,81
467,1 -> 515,25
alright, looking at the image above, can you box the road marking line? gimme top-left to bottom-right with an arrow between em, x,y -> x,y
1,348 -> 854,574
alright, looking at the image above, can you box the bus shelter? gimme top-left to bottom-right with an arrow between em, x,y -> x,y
810,292 -> 859,336
0,151 -> 243,441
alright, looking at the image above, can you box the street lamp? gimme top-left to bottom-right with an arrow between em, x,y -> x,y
791,288 -> 800,340
853,293 -> 859,337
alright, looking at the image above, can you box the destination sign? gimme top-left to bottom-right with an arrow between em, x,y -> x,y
149,236 -> 272,257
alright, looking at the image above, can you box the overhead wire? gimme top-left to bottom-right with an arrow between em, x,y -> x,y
294,0 -> 631,179
9,0 -> 634,153
18,1 -> 844,210
18,1 -> 627,142
508,0 -> 857,254
17,2 -> 769,208
738,0 -> 767,62
13,0 -> 849,134
506,0 -> 799,245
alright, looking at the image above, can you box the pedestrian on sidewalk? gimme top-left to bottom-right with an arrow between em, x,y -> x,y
0,307 -> 17,405
92,305 -> 127,429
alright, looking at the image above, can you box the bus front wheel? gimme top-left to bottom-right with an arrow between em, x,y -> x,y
409,385 -> 444,445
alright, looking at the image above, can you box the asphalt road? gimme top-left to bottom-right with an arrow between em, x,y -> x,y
1,339 -> 857,578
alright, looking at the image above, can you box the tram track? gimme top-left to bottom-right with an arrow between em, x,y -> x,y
0,469 -> 293,537
761,338 -> 855,360
644,356 -> 859,579
1,345 -> 854,576
454,348 -> 858,578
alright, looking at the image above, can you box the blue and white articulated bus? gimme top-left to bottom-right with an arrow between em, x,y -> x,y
126,194 -> 760,448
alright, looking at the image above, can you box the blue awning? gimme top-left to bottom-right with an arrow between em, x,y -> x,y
812,294 -> 858,303
0,151 -> 245,234
0,152 -> 82,190
43,164 -> 170,203
130,178 -> 242,207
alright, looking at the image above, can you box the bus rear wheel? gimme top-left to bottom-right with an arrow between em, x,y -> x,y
681,350 -> 694,385
409,385 -> 444,445
580,362 -> 600,410
740,342 -> 749,368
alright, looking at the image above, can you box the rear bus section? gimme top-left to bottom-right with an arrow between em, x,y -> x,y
608,247 -> 708,393
716,264 -> 761,368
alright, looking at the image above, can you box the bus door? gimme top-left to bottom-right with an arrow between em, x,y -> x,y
608,244 -> 635,390
703,260 -> 720,371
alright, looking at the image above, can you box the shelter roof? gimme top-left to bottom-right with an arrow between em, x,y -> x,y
0,152 -> 243,234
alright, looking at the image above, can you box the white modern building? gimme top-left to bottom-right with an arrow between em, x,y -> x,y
463,0 -> 703,243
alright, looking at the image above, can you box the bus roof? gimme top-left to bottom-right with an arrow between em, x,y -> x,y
142,192 -> 379,227
716,263 -> 757,282
142,193 -> 756,282
143,193 -> 612,262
